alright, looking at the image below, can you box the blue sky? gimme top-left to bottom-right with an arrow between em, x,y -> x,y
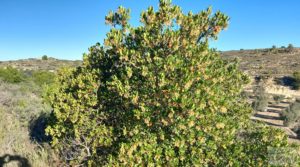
0,0 -> 300,61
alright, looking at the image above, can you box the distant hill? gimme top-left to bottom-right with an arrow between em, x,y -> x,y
0,57 -> 82,71
1,47 -> 299,76
221,47 -> 300,77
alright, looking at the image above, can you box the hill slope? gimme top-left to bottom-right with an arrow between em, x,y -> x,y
0,57 -> 82,71
222,47 -> 300,76
2,48 -> 299,75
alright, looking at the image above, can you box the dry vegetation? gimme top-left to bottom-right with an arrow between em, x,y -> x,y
0,66 -> 67,166
0,57 -> 81,72
0,80 -> 60,166
222,47 -> 300,76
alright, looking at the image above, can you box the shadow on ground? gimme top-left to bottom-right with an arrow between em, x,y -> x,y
274,76 -> 297,89
0,154 -> 31,167
29,113 -> 52,143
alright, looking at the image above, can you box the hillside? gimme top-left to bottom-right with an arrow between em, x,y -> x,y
1,48 -> 299,75
221,47 -> 300,144
222,47 -> 300,77
0,57 -> 82,71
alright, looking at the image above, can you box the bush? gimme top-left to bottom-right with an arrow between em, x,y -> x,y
46,1 -> 289,166
271,45 -> 278,53
287,44 -> 294,53
31,70 -> 56,86
252,85 -> 269,112
0,66 -> 26,83
42,55 -> 48,60
293,72 -> 300,90
273,95 -> 285,104
283,100 -> 300,126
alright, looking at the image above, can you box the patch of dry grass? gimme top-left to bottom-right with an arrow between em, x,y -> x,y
0,80 -> 60,166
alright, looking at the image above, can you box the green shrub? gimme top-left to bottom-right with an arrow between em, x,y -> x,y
271,45 -> 278,54
46,1 -> 289,166
287,43 -> 294,53
252,85 -> 269,111
283,100 -> 300,126
293,72 -> 300,90
0,66 -> 25,83
273,95 -> 285,104
42,55 -> 48,60
31,70 -> 56,86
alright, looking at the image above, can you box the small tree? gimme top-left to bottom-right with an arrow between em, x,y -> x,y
287,43 -> 294,53
42,55 -> 48,60
283,99 -> 300,126
252,84 -> 269,112
46,1 -> 289,166
271,45 -> 277,53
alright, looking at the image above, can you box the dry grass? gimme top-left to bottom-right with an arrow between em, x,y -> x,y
0,80 -> 60,167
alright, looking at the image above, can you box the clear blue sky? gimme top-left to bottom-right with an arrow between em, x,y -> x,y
1,0 -> 300,61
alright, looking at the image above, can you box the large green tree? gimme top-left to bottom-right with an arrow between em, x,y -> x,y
46,1 -> 289,166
